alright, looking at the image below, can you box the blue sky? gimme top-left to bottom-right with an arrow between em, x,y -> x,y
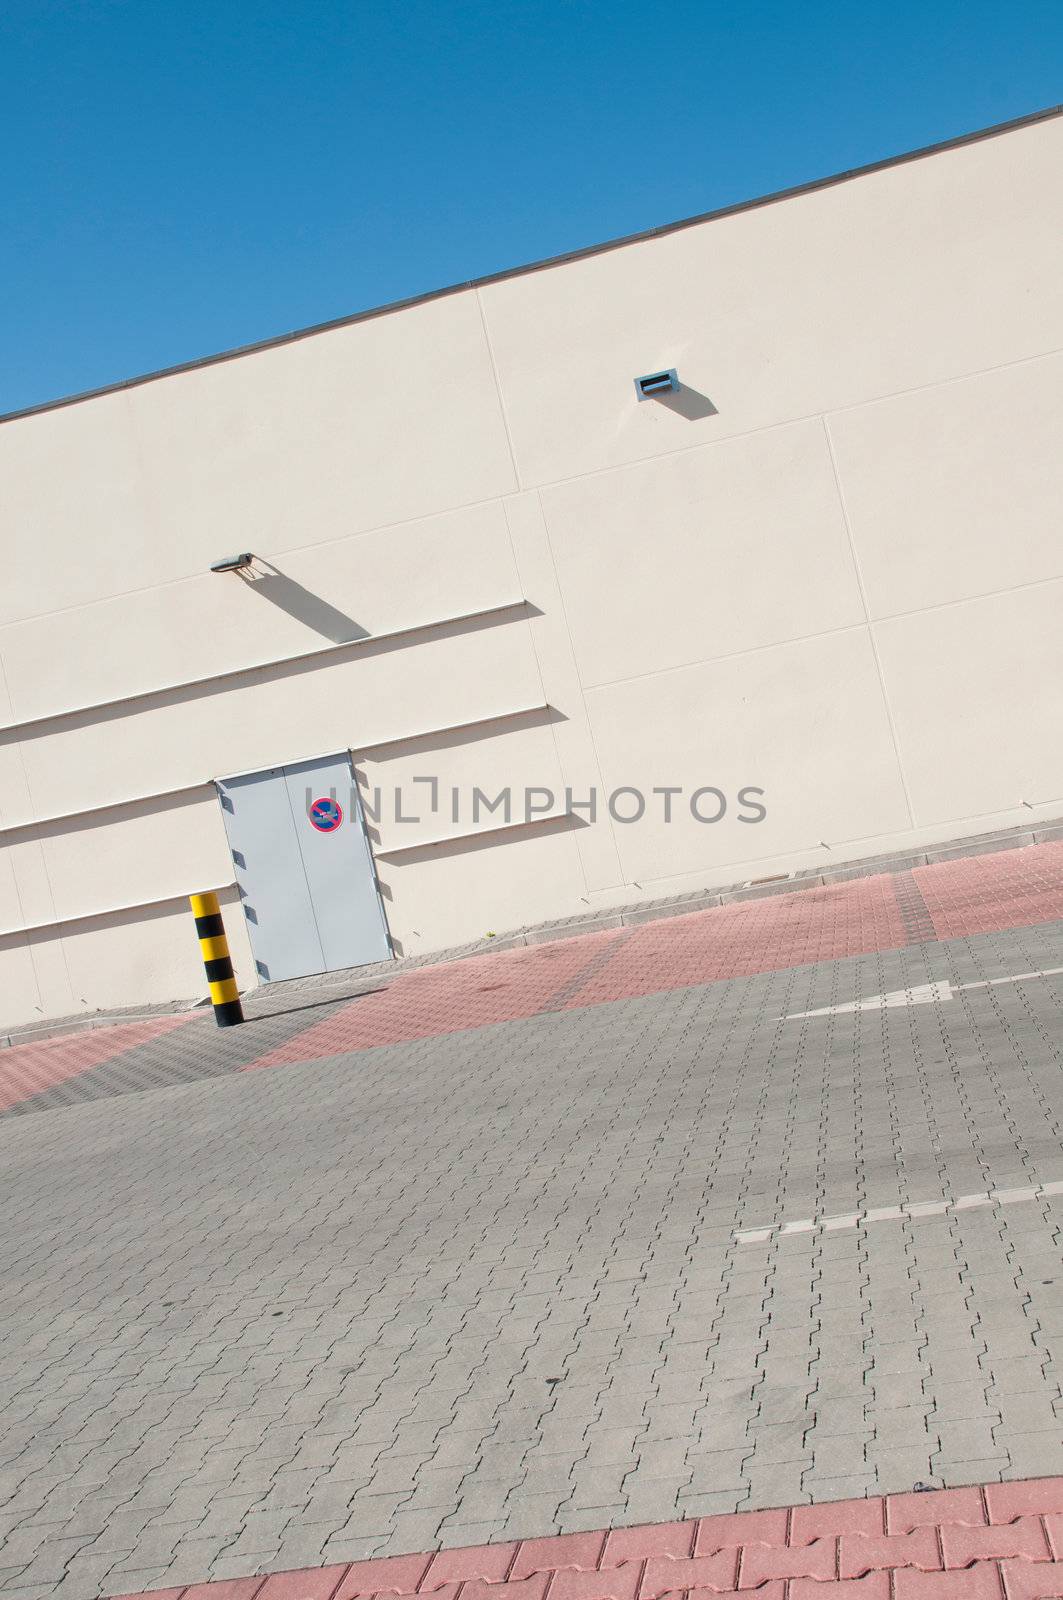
2,0 -> 1061,415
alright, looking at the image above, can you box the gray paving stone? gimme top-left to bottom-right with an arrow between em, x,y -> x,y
995,1393 -> 1061,1433
988,1357 -> 1052,1394
811,1399 -> 869,1436
999,1436 -> 1063,1475
870,1445 -> 936,1489
685,1447 -> 750,1490
871,1408 -> 932,1447
812,1433 -> 869,1474
744,1463 -> 810,1506
619,1479 -> 687,1521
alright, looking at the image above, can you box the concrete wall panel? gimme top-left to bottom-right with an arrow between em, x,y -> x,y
584,628 -> 910,886
874,580 -> 1063,823
829,352 -> 1063,619
539,418 -> 864,687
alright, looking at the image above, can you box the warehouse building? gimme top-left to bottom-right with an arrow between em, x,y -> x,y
1,106 -> 1061,1027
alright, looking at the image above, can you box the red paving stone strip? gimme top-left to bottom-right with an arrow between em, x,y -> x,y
104,1478 -> 1063,1600
916,842 -> 1063,941
0,1013 -> 193,1112
561,877 -> 910,1012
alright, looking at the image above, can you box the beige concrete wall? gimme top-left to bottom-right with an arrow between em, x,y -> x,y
2,111 -> 1061,1026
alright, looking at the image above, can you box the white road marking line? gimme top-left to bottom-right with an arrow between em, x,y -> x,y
736,1178 -> 1063,1245
959,965 -> 1063,991
781,981 -> 950,1019
778,967 -> 1063,1021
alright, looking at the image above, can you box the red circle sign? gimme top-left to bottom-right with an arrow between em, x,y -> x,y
308,797 -> 343,832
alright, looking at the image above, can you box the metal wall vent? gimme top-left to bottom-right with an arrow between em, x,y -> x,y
635,369 -> 679,400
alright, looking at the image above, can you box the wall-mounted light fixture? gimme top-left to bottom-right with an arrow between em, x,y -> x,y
210,553 -> 255,574
634,369 -> 679,401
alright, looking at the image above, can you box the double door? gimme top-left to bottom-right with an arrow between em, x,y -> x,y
217,752 -> 391,983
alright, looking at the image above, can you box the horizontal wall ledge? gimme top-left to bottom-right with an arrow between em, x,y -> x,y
0,703 -> 555,838
351,702 -> 558,760
0,782 -> 215,842
0,882 -> 237,942
0,597 -> 532,741
374,808 -> 582,861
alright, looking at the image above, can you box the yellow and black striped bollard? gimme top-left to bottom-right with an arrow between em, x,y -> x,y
190,891 -> 245,1027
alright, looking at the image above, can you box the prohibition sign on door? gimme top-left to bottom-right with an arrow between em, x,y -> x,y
309,796 -> 343,832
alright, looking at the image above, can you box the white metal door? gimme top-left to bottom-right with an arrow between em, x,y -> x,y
217,752 -> 391,983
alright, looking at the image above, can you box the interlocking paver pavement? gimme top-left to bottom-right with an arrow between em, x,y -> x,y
70,1477 -> 1063,1596
0,846 -> 1061,1599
